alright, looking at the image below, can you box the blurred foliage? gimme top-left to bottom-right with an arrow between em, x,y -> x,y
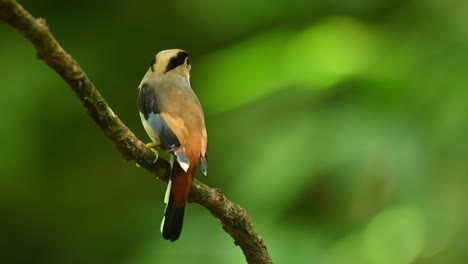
1,0 -> 468,263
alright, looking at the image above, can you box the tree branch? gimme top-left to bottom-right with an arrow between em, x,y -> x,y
0,1 -> 272,263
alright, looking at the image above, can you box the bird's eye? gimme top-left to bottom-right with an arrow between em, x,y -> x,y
184,57 -> 190,66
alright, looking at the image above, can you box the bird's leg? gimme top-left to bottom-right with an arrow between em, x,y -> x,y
146,142 -> 159,163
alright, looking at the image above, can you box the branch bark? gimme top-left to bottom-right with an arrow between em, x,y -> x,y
0,1 -> 272,263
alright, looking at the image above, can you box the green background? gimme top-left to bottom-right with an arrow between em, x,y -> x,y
1,0 -> 467,263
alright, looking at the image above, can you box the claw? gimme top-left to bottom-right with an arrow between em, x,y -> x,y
146,142 -> 159,163
151,149 -> 159,163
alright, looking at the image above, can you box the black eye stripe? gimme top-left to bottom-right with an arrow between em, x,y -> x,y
165,51 -> 189,73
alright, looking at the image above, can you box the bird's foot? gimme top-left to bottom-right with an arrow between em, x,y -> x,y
146,142 -> 159,163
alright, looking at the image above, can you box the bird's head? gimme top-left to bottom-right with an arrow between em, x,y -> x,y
150,49 -> 191,79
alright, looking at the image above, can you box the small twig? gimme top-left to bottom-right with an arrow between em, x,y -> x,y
0,0 -> 272,263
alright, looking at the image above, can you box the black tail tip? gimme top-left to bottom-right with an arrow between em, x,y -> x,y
162,206 -> 185,242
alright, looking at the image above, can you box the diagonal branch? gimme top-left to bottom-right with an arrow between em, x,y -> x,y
0,1 -> 272,263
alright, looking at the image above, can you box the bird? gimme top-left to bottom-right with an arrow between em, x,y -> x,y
137,49 -> 208,241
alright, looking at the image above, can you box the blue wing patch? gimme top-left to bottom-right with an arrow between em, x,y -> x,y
147,113 -> 181,151
148,113 -> 190,172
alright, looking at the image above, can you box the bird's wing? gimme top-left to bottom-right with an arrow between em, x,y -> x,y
138,83 -> 190,171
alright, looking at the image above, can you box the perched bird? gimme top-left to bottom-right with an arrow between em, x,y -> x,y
137,49 -> 208,241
